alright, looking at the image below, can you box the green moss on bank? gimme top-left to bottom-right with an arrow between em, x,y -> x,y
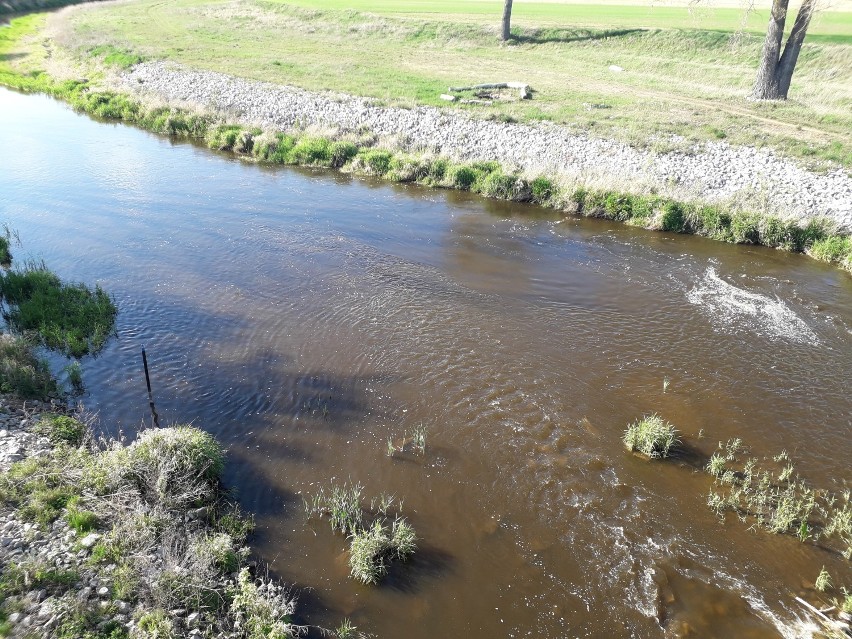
1,15 -> 850,275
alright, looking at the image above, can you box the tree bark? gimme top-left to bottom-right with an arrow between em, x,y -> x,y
775,0 -> 814,98
501,0 -> 513,41
751,0 -> 788,99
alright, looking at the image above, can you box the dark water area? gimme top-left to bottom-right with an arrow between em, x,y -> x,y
1,87 -> 851,638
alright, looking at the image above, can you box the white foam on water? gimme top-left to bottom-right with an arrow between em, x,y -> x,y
687,267 -> 820,345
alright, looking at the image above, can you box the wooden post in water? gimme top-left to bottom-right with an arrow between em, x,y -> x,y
142,346 -> 161,429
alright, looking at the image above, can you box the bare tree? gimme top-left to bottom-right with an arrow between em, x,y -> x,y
501,0 -> 513,41
752,0 -> 815,100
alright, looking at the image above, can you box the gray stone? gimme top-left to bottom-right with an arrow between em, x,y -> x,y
80,532 -> 101,548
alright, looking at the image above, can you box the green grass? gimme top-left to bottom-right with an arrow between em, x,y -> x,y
0,263 -> 117,358
34,414 -> 87,446
0,332 -> 56,398
706,441 -> 852,557
2,15 -> 850,276
623,414 -> 679,459
40,0 -> 852,167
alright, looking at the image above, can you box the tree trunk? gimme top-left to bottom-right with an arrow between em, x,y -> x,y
501,0 -> 513,41
751,0 -> 788,100
775,0 -> 814,98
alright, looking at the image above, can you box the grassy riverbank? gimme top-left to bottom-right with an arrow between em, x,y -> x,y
1,13 -> 851,274
43,0 -> 852,167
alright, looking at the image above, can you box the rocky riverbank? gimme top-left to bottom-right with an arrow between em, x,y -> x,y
119,60 -> 852,233
0,395 -> 300,639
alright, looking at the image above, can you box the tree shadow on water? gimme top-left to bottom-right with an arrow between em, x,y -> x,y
380,544 -> 456,595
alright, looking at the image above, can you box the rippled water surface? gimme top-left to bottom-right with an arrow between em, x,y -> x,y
2,88 -> 851,638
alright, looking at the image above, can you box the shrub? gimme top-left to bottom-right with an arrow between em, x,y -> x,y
419,157 -> 448,185
478,170 -> 528,201
329,140 -> 358,168
688,204 -> 733,241
603,192 -> 634,221
207,125 -> 242,151
0,236 -> 11,266
0,264 -> 117,358
387,154 -> 424,182
622,414 -> 678,459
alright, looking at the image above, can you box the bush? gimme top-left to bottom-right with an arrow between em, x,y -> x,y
207,125 -> 242,151
0,236 -> 11,266
623,414 -> 679,459
478,170 -> 523,200
329,140 -> 358,168
387,154 -> 424,182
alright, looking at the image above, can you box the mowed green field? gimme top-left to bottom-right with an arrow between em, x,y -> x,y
32,0 -> 852,165
274,0 -> 852,42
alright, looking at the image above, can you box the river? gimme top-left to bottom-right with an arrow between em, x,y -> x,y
1,87 -> 851,638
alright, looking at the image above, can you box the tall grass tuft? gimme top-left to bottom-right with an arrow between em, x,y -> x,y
623,414 -> 679,459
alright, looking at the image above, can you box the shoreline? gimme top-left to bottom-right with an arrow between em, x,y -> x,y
1,14 -> 851,274
119,60 -> 852,233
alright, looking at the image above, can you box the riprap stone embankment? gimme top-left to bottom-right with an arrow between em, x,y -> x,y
119,61 -> 852,232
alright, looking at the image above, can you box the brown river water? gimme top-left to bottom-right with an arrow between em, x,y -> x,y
1,88 -> 851,638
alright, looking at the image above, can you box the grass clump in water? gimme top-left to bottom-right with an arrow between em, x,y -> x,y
306,482 -> 417,584
0,333 -> 56,399
706,439 -> 852,557
815,566 -> 832,592
0,262 -> 117,358
623,414 -> 679,459
348,517 -> 416,585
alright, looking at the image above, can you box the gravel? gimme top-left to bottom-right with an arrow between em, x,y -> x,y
119,60 -> 852,232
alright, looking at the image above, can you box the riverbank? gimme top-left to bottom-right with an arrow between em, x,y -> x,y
2,13 -> 852,273
119,60 -> 852,234
0,393 -> 301,639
